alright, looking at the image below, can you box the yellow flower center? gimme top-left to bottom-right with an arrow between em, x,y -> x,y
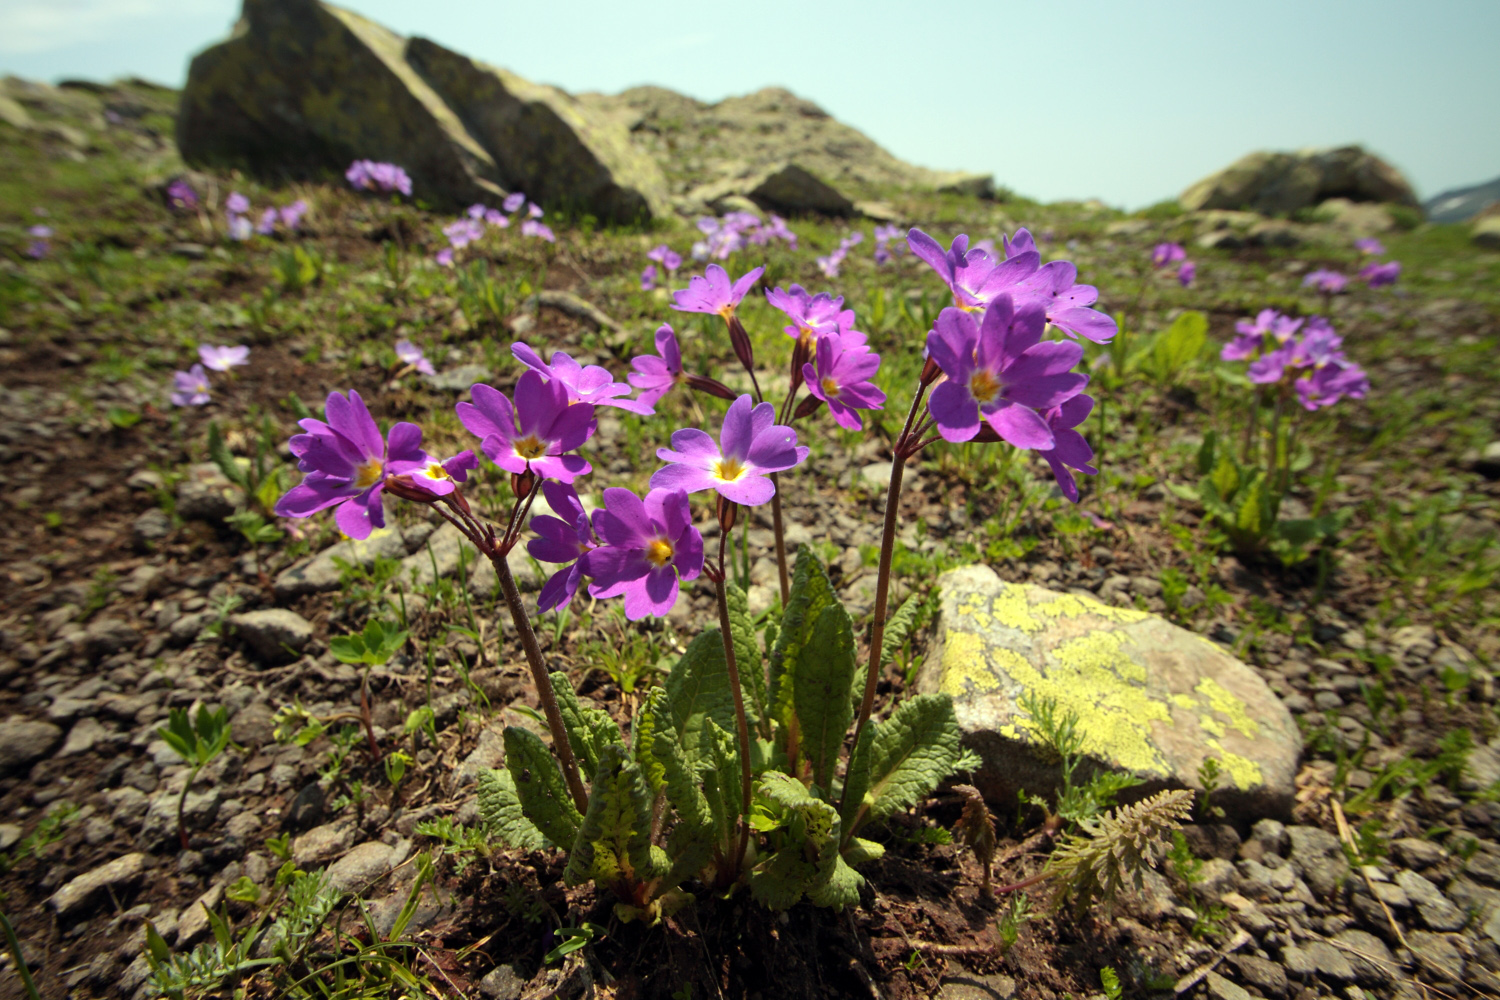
820,377 -> 841,399
712,457 -> 747,483
354,458 -> 384,489
513,435 -> 547,460
968,370 -> 1002,405
646,538 -> 674,567
798,326 -> 816,346
424,462 -> 451,481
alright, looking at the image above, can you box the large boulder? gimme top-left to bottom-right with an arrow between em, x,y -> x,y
1425,174 -> 1500,223
179,0 -> 503,207
914,566 -> 1299,820
179,0 -> 665,220
403,38 -> 667,223
1180,146 -> 1418,216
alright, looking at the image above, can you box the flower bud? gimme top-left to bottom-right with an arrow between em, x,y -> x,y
727,314 -> 756,373
788,336 -> 813,393
793,395 -> 824,420
382,474 -> 436,503
970,422 -> 1002,444
511,469 -> 536,499
685,373 -> 738,401
716,494 -> 738,533
920,354 -> 942,386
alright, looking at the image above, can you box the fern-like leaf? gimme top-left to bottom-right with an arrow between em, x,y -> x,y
1045,788 -> 1194,913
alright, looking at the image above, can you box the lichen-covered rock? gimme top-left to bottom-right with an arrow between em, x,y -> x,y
403,37 -> 667,223
1180,145 -> 1418,216
914,566 -> 1298,819
179,0 -> 502,209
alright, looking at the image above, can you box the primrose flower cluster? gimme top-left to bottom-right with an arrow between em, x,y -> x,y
169,344 -> 250,407
691,211 -> 796,260
1152,241 -> 1196,287
1222,309 -> 1369,410
437,192 -> 552,265
816,231 -> 863,279
345,160 -> 413,196
1302,238 -> 1402,295
25,223 -> 52,260
639,243 -> 682,290
224,191 -> 308,242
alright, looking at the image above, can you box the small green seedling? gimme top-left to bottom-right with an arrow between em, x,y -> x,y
329,619 -> 409,755
158,706 -> 232,850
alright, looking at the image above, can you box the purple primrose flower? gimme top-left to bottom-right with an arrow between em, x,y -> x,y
803,335 -> 886,431
273,390 -> 428,539
395,338 -> 435,376
520,219 -> 555,242
435,248 -> 454,268
587,487 -> 704,620
227,215 -> 252,242
1296,360 -> 1368,410
511,342 -> 654,415
456,372 -> 594,484
1360,260 -> 1401,287
647,244 -> 682,272
225,192 -> 250,216
925,297 -> 1088,449
279,200 -> 308,229
672,263 -> 764,319
166,179 -> 198,211
1354,237 -> 1385,256
404,450 -> 478,498
346,160 -> 412,196
503,192 -> 527,213
766,284 -> 845,345
444,218 -> 484,249
255,208 -> 277,235
528,481 -> 597,612
1178,261 -> 1196,287
640,264 -> 658,291
170,364 -> 212,407
628,324 -> 685,408
651,394 -> 808,507
1152,243 -> 1186,268
198,344 -> 249,372
1302,269 -> 1348,294
1036,394 -> 1097,503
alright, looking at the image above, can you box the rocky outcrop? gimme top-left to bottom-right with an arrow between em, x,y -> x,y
179,0 -> 504,207
581,85 -> 995,214
1425,174 -> 1500,223
403,38 -> 667,223
1180,146 -> 1419,216
178,0 -> 664,221
915,566 -> 1300,820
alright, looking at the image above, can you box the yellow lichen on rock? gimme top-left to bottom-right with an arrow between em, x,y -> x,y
1195,677 -> 1259,738
937,630 -> 1007,697
1030,588 -> 1152,627
990,583 -> 1039,632
1206,740 -> 1264,789
1009,630 -> 1172,776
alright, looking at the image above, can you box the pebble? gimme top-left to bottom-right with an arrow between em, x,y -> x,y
0,715 -> 62,775
1331,928 -> 1395,985
1405,929 -> 1466,982
326,840 -> 405,892
1205,971 -> 1252,1000
479,963 -> 525,999
58,716 -> 110,756
1281,940 -> 1356,982
230,608 -> 314,661
1394,869 -> 1466,931
48,852 -> 147,915
294,822 -> 353,865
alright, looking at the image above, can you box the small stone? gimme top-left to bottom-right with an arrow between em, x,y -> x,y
1394,869 -> 1465,931
48,852 -> 147,915
1205,971 -> 1253,1000
58,716 -> 110,756
1405,930 -> 1465,982
0,716 -> 63,775
174,884 -> 224,945
1331,929 -> 1395,986
326,841 -> 396,892
1281,941 -> 1356,982
859,462 -> 917,492
1182,823 -> 1243,860
1250,818 -> 1289,857
132,508 -> 172,545
84,617 -> 137,659
1389,837 -> 1446,870
230,609 -> 313,662
293,823 -> 353,865
1287,826 -> 1349,897
273,528 -> 411,599
118,564 -> 168,598
938,970 -> 1016,1000
479,963 -> 525,999
1229,955 -> 1288,998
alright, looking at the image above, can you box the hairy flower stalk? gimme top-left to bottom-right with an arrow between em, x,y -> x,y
711,499 -> 756,876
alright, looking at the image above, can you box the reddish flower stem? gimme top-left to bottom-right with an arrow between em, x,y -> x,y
711,512 -> 756,877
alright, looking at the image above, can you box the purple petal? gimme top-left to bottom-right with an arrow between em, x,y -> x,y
718,395 -> 756,461
928,381 -> 980,442
984,403 -> 1054,450
716,474 -> 776,507
650,462 -> 718,494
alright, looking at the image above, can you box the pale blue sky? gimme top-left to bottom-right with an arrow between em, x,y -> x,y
3,0 -> 1496,208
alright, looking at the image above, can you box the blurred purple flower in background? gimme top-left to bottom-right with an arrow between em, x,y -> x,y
25,224 -> 51,259
1360,260 -> 1401,287
395,339 -> 435,376
1302,269 -> 1348,294
225,191 -> 250,215
628,324 -> 685,408
1354,237 -> 1385,256
256,208 -> 278,235
503,192 -> 526,213
520,219 -> 555,242
170,364 -> 212,407
1178,260 -> 1196,287
227,216 -> 253,241
346,160 -> 412,196
873,223 -> 902,264
166,179 -> 198,211
435,248 -> 454,267
280,200 -> 308,230
817,231 -> 863,279
640,264 -> 658,291
1152,243 -> 1186,268
199,344 -> 250,372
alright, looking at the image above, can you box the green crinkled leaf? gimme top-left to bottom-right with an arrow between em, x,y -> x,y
632,688 -> 668,794
650,700 -> 714,836
552,670 -> 622,777
1209,453 -> 1240,502
207,421 -> 248,489
476,767 -> 549,851
841,837 -> 886,867
665,629 -> 737,763
1235,473 -> 1266,537
769,547 -> 837,730
1149,309 -> 1207,381
700,717 -> 744,841
792,602 -> 857,794
749,842 -> 818,910
503,726 -> 582,850
1196,429 -> 1218,478
726,584 -> 766,731
564,744 -> 660,890
758,771 -> 839,856
806,854 -> 863,909
840,694 -> 962,838
879,594 -> 922,668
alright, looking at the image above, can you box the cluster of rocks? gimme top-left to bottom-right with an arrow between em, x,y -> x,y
1179,146 -> 1419,217
1129,818 -> 1500,998
177,0 -> 993,220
